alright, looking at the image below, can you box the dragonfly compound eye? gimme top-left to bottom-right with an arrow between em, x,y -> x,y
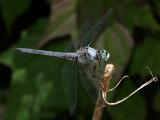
97,49 -> 108,61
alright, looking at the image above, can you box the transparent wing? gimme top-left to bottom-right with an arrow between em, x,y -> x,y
80,8 -> 113,48
79,61 -> 106,102
78,22 -> 92,48
62,60 -> 78,114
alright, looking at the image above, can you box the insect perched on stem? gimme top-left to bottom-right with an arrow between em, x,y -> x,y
16,9 -> 113,114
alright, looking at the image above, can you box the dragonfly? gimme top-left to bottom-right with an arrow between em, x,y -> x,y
16,9 -> 113,114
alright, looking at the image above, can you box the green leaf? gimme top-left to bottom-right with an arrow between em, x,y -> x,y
104,0 -> 160,30
154,90 -> 160,112
39,0 -> 77,48
104,23 -> 134,79
0,48 -> 14,67
129,38 -> 160,75
7,18 -> 70,120
0,0 -> 31,33
14,18 -> 48,68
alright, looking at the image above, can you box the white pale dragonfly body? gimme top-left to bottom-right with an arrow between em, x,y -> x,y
16,46 -> 110,64
16,8 -> 113,114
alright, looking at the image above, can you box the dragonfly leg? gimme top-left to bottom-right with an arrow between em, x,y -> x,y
92,64 -> 97,78
84,47 -> 88,61
75,56 -> 78,63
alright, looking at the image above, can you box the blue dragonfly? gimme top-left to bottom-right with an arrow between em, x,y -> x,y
16,9 -> 113,114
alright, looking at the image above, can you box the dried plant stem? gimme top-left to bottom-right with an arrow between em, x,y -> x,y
103,66 -> 158,106
92,64 -> 114,120
92,64 -> 158,120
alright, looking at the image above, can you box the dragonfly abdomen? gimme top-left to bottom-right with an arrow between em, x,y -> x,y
16,48 -> 78,61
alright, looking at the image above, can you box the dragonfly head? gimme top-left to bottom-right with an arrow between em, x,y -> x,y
97,49 -> 110,62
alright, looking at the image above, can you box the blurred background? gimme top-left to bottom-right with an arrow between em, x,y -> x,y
0,0 -> 160,120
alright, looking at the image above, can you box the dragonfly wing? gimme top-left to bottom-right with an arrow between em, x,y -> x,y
78,22 -> 92,48
62,61 -> 78,114
80,8 -> 113,47
79,62 -> 105,102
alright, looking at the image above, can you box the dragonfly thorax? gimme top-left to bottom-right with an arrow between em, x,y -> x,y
76,47 -> 109,63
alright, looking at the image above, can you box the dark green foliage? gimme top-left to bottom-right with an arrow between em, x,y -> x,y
0,0 -> 159,120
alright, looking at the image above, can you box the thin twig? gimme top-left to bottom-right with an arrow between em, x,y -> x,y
103,67 -> 158,106
92,65 -> 158,120
107,75 -> 129,92
92,64 -> 114,120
